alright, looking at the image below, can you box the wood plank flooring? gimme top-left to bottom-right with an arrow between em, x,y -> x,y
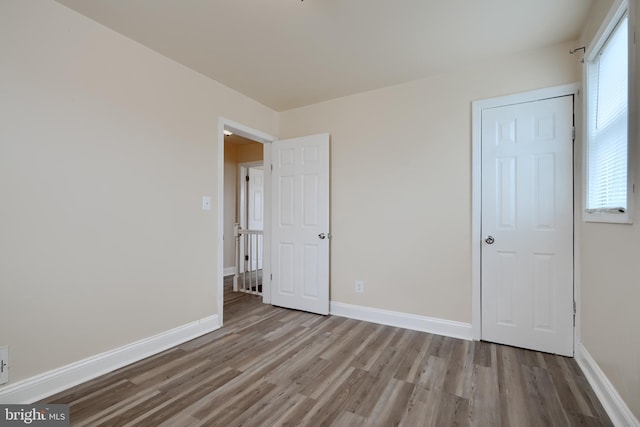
41,278 -> 612,426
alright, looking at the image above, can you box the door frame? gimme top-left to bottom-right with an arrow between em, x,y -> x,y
470,83 -> 581,341
217,118 -> 276,325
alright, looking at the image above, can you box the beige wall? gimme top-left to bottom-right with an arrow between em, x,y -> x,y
4,0 -> 637,418
577,0 -> 640,419
223,139 -> 264,271
236,142 -> 264,164
0,0 -> 277,384
280,41 -> 579,323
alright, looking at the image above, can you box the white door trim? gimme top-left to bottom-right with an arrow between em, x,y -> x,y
217,118 -> 276,325
470,83 -> 581,341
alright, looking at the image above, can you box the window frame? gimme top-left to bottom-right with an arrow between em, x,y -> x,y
583,0 -> 636,224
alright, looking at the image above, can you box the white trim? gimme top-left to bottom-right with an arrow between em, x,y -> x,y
472,83 -> 581,111
220,118 -> 276,145
223,266 -> 236,276
0,315 -> 220,405
471,83 -> 581,342
262,141 -> 273,305
574,91 -> 584,351
217,119 -> 226,325
218,117 -> 276,323
238,161 -> 265,168
471,96 -> 482,340
585,0 -> 629,60
330,301 -> 473,341
575,343 -> 640,427
583,0 -> 635,225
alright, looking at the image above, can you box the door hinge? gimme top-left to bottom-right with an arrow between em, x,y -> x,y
246,175 -> 250,182
270,273 -> 273,281
573,300 -> 576,326
271,164 -> 273,172
245,255 -> 249,261
0,346 -> 8,384
572,127 -> 575,141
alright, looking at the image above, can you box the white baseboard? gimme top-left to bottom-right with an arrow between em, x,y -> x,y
329,301 -> 473,341
575,343 -> 640,427
224,267 -> 236,276
0,315 -> 220,405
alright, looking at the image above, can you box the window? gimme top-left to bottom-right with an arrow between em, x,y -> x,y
585,2 -> 633,223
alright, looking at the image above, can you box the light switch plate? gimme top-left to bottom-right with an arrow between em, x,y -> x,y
202,196 -> 212,211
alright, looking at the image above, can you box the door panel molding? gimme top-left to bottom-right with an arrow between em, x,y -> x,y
238,162 -> 265,273
271,133 -> 330,315
481,96 -> 573,355
470,83 -> 580,343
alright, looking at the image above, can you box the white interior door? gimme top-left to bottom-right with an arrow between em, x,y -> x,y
481,95 -> 573,356
271,133 -> 330,315
248,167 -> 264,231
248,167 -> 264,270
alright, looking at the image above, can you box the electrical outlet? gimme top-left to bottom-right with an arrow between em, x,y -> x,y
355,280 -> 364,293
0,346 -> 8,385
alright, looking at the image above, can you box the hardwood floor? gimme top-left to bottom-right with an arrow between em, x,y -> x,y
42,278 -> 612,426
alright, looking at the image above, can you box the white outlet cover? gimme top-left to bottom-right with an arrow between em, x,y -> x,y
355,280 -> 364,293
202,196 -> 212,211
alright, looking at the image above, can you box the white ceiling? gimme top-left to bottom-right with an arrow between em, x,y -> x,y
55,0 -> 594,111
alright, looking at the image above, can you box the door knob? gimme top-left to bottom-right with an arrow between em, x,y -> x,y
318,233 -> 326,239
484,235 -> 495,244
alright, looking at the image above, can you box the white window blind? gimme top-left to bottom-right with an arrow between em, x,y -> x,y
586,14 -> 628,214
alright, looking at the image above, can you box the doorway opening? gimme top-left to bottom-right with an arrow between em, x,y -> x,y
217,118 -> 276,326
237,162 -> 265,290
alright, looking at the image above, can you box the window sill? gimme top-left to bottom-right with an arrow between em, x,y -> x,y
583,212 -> 633,224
